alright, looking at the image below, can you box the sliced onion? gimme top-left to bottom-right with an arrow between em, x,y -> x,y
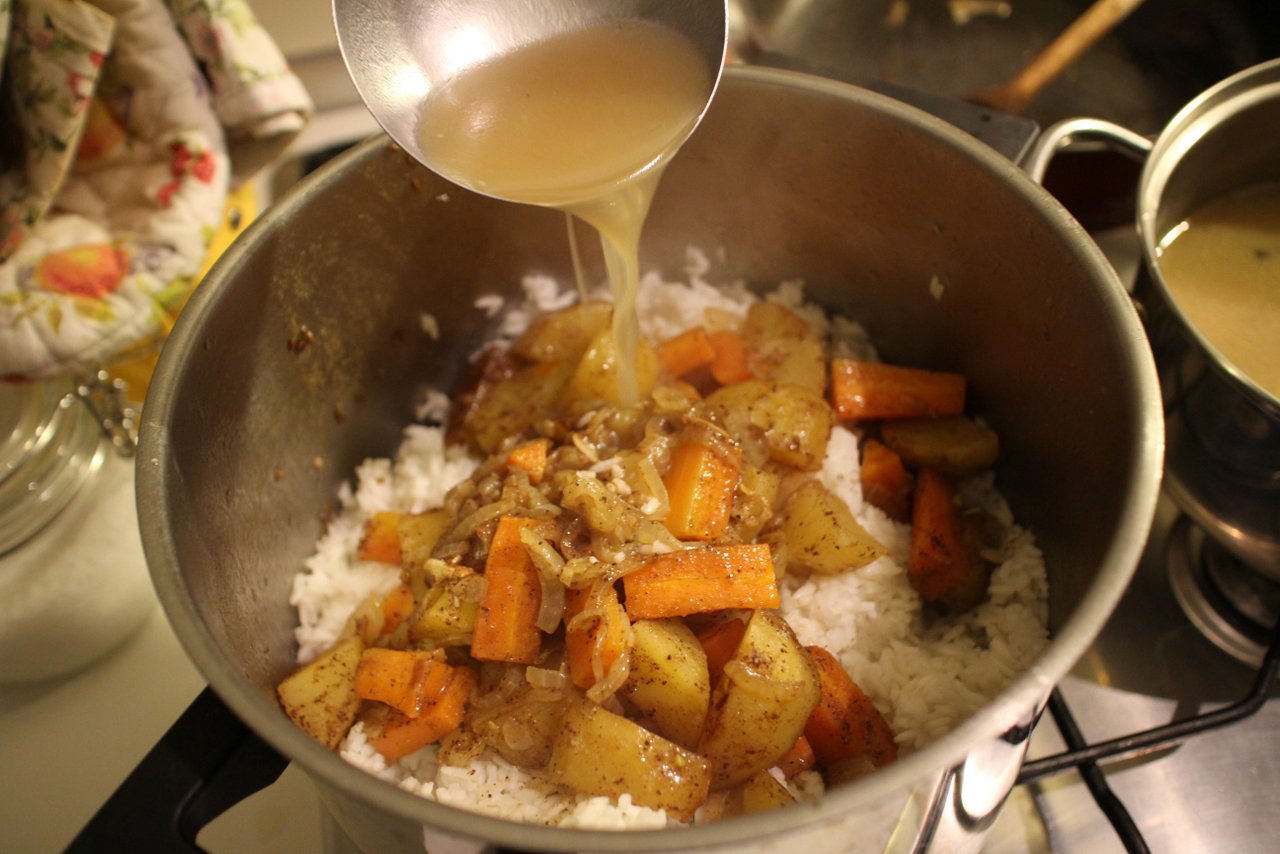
501,717 -> 537,752
634,457 -> 669,519
520,526 -> 566,580
525,666 -> 570,691
634,519 -> 682,551
681,417 -> 743,469
450,498 -> 515,541
723,659 -> 799,700
560,556 -> 607,588
534,572 -> 566,633
578,582 -> 633,704
436,726 -> 486,767
455,572 -> 487,603
608,551 -> 659,582
470,672 -> 524,714
585,650 -> 631,705
515,525 -> 568,632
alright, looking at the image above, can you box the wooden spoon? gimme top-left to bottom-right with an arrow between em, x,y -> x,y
970,0 -> 1149,114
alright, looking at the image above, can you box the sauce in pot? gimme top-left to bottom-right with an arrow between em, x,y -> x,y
1157,181 -> 1280,399
417,21 -> 713,404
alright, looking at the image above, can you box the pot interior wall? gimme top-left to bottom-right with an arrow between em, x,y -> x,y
145,70 -> 1157,831
1145,79 -> 1280,239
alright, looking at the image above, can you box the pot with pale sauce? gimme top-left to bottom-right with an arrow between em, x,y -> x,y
1030,58 -> 1280,577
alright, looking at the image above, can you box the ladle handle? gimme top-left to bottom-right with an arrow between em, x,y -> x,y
65,686 -> 288,852
1023,117 -> 1153,184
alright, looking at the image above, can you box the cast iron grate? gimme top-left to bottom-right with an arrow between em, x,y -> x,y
1015,619 -> 1280,854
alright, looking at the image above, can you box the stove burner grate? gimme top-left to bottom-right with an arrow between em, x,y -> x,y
1167,514 -> 1280,665
1017,617 -> 1280,853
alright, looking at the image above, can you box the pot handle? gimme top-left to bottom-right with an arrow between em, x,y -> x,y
65,686 -> 289,852
1023,117 -> 1154,184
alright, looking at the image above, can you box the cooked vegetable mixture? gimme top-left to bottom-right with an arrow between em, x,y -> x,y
279,278 -> 1040,825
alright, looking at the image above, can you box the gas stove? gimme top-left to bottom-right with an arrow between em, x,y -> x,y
972,207 -> 1280,852
988,493 -> 1280,853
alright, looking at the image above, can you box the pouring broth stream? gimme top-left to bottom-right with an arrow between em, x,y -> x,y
417,21 -> 714,404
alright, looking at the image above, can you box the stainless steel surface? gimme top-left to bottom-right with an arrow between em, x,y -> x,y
729,0 -> 1273,135
137,66 -> 1160,852
986,494 -> 1280,854
332,0 -> 728,190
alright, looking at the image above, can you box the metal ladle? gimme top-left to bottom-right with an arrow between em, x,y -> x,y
333,0 -> 729,195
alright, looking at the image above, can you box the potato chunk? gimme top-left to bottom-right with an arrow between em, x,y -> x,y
880,415 -> 999,477
546,697 -> 711,821
697,611 -> 821,789
471,685 -> 571,769
742,302 -> 826,396
563,326 -> 660,407
724,769 -> 797,816
702,380 -> 832,471
397,509 -> 452,578
409,567 -> 483,648
782,480 -> 886,574
461,359 -> 575,454
622,619 -> 711,748
512,300 -> 612,363
277,635 -> 364,749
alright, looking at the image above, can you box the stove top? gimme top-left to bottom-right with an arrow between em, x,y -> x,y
988,493 -> 1280,853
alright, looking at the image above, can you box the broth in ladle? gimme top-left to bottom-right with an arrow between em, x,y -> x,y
417,21 -> 713,405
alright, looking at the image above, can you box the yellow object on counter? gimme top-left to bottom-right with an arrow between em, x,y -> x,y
107,182 -> 257,404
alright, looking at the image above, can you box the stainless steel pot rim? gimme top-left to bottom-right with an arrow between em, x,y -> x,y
1137,56 -> 1280,413
138,65 -> 1163,851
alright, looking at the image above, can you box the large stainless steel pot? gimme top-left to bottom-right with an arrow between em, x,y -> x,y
134,67 -> 1162,852
1028,58 -> 1280,578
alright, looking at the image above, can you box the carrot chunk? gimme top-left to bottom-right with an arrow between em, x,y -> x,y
354,648 -> 450,718
907,468 -> 991,611
357,510 -> 403,564
830,360 -> 965,421
470,516 -> 543,664
697,616 -> 747,683
506,438 -> 551,484
623,544 -> 779,620
777,735 -> 817,779
378,583 -> 416,637
367,665 -> 477,762
707,330 -> 754,385
564,585 -> 631,690
663,440 -> 741,541
906,468 -> 968,602
803,645 -> 897,769
656,326 -> 716,378
860,439 -> 913,522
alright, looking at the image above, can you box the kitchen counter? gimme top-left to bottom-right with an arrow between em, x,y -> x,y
0,605 -> 326,853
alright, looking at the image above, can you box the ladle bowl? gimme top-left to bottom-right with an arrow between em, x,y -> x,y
333,0 -> 729,192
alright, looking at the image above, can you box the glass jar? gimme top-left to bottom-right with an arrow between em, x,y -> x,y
0,378 -> 155,683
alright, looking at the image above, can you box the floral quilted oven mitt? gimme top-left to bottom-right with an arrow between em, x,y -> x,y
0,0 -> 313,379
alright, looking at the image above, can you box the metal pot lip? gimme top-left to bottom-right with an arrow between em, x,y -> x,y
139,63 -> 1162,850
1135,57 -> 1280,413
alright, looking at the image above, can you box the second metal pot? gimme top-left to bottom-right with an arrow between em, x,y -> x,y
1030,58 -> 1280,577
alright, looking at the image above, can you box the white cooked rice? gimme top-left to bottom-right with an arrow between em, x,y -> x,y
288,264 -> 1050,829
